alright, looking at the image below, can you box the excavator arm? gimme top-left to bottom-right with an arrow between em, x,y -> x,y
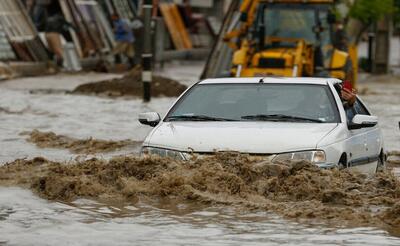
223,0 -> 260,48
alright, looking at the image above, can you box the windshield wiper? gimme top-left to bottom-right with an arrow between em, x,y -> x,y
166,115 -> 235,122
241,114 -> 323,123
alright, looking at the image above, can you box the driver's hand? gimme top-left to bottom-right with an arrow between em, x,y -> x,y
341,88 -> 356,106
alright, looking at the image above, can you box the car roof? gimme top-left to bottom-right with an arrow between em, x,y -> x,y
199,77 -> 342,85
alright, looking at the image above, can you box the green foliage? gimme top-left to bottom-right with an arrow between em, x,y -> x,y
395,0 -> 400,25
331,6 -> 343,21
349,0 -> 394,24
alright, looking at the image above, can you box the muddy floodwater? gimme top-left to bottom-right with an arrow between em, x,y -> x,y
1,188 -> 400,246
1,68 -> 400,245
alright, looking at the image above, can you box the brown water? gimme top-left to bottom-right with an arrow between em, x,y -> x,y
3,187 -> 400,246
1,154 -> 400,235
22,130 -> 141,155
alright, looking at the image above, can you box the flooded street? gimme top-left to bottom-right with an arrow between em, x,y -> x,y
0,73 -> 176,163
2,187 -> 400,246
1,64 -> 400,245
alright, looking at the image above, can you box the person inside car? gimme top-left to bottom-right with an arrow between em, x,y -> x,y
334,83 -> 357,122
341,87 -> 356,107
334,83 -> 356,106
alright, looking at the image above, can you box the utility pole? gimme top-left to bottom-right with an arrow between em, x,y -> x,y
373,16 -> 391,74
142,0 -> 153,102
367,29 -> 375,73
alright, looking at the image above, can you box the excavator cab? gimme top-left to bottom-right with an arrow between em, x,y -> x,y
202,0 -> 357,85
233,2 -> 352,80
257,3 -> 331,68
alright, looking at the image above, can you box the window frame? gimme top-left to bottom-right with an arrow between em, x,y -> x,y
354,97 -> 371,116
343,96 -> 371,125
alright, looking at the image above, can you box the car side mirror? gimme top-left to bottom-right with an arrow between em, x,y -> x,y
139,112 -> 161,127
348,114 -> 378,130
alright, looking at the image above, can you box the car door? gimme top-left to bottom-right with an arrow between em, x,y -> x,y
346,98 -> 380,173
355,98 -> 381,162
344,104 -> 368,168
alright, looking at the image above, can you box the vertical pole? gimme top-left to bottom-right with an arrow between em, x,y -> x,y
152,0 -> 159,17
367,20 -> 375,74
373,16 -> 391,74
367,31 -> 374,73
142,0 -> 153,102
154,17 -> 165,65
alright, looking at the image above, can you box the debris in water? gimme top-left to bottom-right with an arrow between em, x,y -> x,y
0,62 -> 15,80
71,66 -> 187,98
388,151 -> 400,156
0,106 -> 28,115
380,202 -> 400,228
388,151 -> 400,167
0,153 -> 399,232
22,130 -> 140,154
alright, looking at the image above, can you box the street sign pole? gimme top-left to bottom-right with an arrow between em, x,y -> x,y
142,0 -> 152,102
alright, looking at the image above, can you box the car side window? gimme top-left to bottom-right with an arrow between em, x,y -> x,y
354,99 -> 370,115
345,106 -> 356,123
344,98 -> 370,125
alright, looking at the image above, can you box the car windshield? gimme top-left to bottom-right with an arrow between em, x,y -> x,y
166,83 -> 340,123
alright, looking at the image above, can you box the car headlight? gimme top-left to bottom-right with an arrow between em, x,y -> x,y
141,147 -> 189,161
272,150 -> 326,164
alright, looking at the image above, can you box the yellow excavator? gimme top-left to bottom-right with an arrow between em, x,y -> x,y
202,0 -> 358,86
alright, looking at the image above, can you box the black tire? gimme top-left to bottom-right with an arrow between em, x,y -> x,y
338,161 -> 346,170
376,156 -> 386,173
337,153 -> 347,170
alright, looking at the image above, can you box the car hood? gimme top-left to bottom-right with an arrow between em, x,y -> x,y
144,122 -> 338,154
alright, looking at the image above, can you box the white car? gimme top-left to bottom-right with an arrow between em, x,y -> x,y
139,77 -> 385,174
